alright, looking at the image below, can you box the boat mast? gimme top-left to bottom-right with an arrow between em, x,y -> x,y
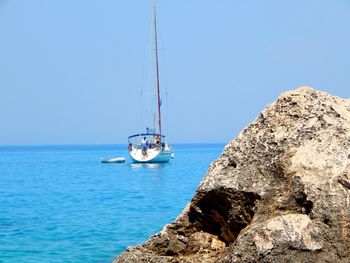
153,1 -> 162,137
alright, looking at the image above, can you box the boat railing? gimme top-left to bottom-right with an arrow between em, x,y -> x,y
128,142 -> 168,151
128,133 -> 166,140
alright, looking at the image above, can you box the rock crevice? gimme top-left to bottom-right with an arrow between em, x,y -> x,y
188,188 -> 261,243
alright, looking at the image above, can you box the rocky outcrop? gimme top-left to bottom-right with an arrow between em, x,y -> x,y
115,87 -> 350,263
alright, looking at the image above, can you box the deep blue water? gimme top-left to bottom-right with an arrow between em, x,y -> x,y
0,144 -> 224,262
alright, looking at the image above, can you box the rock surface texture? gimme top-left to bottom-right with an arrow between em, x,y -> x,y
115,87 -> 350,263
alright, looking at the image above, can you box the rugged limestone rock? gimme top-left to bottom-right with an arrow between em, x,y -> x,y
115,87 -> 350,263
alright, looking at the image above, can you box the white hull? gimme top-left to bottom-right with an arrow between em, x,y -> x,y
129,148 -> 173,163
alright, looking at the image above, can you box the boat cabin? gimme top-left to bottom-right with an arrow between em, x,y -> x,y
128,133 -> 166,151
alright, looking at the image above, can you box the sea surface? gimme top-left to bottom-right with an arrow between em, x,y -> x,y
0,144 -> 224,263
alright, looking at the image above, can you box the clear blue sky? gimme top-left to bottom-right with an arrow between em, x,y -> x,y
1,0 -> 349,145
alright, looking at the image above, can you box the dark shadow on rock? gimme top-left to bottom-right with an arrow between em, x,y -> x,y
189,188 -> 261,244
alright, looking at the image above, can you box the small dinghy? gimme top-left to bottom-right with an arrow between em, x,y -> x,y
101,157 -> 126,163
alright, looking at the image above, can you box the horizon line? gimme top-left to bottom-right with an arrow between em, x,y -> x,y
0,142 -> 227,147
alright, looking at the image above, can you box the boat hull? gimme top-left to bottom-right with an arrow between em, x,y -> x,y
129,148 -> 173,163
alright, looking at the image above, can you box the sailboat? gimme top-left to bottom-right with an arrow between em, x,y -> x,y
128,3 -> 174,163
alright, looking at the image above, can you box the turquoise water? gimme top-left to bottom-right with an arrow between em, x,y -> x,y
0,144 -> 224,262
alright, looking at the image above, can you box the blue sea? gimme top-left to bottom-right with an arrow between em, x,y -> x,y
0,144 -> 224,262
